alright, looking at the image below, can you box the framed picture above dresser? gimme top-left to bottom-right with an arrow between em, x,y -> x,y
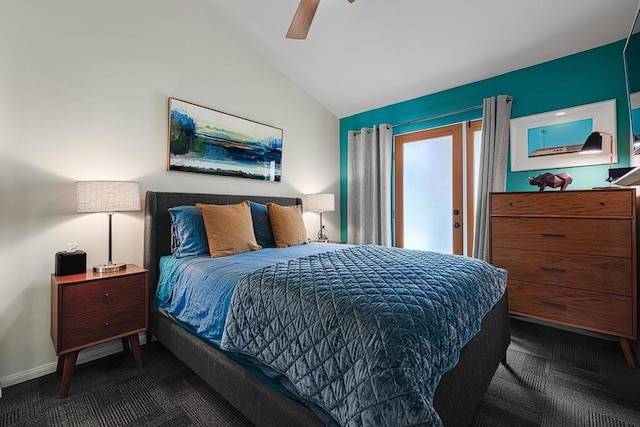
489,188 -> 638,368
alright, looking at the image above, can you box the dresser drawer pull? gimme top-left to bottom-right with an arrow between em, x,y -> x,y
540,233 -> 566,238
541,300 -> 567,309
540,266 -> 567,273
104,322 -> 110,327
104,293 -> 110,299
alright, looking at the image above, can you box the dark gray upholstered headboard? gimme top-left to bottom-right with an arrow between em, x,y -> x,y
143,191 -> 302,306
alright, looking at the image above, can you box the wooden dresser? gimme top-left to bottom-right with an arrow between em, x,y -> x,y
489,189 -> 638,368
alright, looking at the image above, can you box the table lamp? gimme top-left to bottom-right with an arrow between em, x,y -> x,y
306,193 -> 335,241
75,181 -> 140,273
580,131 -> 614,185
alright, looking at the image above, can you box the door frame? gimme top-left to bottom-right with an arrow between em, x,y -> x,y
394,124 -> 463,253
466,120 -> 482,256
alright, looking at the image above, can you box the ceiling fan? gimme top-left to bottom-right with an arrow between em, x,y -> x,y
286,0 -> 356,40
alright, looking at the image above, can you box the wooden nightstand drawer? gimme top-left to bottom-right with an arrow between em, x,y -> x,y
491,217 -> 631,257
62,275 -> 145,317
491,190 -> 633,217
508,280 -> 634,337
61,303 -> 145,351
491,248 -> 632,296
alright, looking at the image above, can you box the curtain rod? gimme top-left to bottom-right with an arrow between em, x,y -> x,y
349,104 -> 483,135
391,104 -> 482,129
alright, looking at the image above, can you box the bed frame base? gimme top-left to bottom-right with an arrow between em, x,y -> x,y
144,191 -> 510,427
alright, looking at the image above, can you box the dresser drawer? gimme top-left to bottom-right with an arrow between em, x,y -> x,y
492,248 -> 632,296
61,303 -> 145,351
491,190 -> 634,217
491,217 -> 632,257
508,280 -> 634,337
62,274 -> 145,317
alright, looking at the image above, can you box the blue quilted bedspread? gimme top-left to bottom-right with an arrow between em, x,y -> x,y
220,245 -> 507,426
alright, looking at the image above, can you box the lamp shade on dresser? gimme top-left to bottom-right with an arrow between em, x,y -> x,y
489,189 -> 638,368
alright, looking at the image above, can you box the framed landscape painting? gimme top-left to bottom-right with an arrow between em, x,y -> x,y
168,98 -> 282,181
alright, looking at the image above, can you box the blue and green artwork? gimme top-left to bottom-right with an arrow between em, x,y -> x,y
168,98 -> 282,182
527,118 -> 593,157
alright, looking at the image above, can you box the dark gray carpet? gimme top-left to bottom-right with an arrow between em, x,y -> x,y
1,318 -> 639,426
472,319 -> 640,427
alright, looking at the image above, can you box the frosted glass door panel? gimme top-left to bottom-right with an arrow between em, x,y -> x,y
403,136 -> 453,253
473,129 -> 482,224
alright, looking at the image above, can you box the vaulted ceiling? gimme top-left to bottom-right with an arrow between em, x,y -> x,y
203,0 -> 640,118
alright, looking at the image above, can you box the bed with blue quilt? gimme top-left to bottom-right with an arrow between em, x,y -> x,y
144,191 -> 510,427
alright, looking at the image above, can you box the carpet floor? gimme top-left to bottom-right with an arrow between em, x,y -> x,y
1,318 -> 639,426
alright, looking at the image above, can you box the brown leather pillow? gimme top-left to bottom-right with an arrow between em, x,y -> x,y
266,203 -> 308,248
196,201 -> 261,258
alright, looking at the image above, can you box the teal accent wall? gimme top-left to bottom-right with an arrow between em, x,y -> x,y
339,41 -> 632,241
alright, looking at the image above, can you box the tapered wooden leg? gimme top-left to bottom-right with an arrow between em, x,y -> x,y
59,351 -> 78,398
128,334 -> 143,370
56,355 -> 65,376
121,337 -> 130,353
619,338 -> 637,369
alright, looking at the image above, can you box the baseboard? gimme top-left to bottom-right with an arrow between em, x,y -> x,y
0,333 -> 148,393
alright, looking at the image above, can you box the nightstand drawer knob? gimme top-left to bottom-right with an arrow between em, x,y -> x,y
104,293 -> 110,299
104,322 -> 110,327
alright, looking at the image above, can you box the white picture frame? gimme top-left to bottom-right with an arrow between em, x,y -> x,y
510,99 -> 617,172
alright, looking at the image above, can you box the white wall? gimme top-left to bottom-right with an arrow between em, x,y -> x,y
0,0 -> 339,387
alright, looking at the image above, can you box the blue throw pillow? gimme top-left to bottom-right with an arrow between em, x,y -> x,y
169,205 -> 209,257
250,201 -> 276,248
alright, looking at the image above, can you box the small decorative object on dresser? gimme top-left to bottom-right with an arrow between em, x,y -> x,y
490,189 -> 638,368
50,265 -> 148,398
528,172 -> 573,191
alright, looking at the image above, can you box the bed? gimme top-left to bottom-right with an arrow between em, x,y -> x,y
144,191 -> 510,427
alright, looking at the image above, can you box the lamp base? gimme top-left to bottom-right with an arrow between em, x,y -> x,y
317,228 -> 329,242
93,262 -> 127,273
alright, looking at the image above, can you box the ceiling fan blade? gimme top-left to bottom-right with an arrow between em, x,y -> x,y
286,0 -> 320,39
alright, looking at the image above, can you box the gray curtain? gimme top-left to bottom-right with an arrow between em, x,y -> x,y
473,95 -> 513,261
347,124 -> 393,245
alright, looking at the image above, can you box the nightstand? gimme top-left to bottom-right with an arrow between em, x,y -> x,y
50,264 -> 148,398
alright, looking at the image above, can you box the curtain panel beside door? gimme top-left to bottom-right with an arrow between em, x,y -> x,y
473,95 -> 513,261
347,125 -> 393,246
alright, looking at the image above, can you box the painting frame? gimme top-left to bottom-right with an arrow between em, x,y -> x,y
631,91 -> 640,147
168,98 -> 283,182
510,99 -> 617,172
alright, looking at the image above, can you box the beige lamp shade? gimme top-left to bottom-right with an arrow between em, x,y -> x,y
306,193 -> 334,242
306,193 -> 335,212
76,181 -> 141,213
74,180 -> 140,273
